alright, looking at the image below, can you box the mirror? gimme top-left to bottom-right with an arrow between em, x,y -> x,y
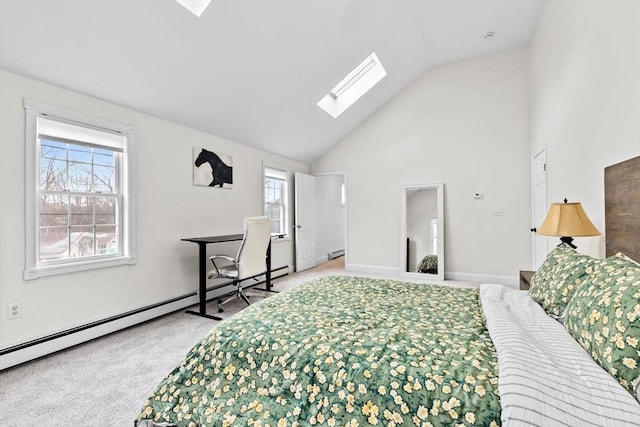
400,183 -> 444,280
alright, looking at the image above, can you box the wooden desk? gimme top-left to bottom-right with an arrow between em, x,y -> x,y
181,234 -> 272,320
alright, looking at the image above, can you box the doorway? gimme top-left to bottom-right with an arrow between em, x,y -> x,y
294,172 -> 347,272
313,173 -> 347,266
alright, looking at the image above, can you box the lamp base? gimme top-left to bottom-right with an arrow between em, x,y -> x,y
559,236 -> 577,249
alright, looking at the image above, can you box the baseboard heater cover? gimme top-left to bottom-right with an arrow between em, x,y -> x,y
327,249 -> 345,260
0,265 -> 290,370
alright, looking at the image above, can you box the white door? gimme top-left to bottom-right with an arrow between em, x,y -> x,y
532,149 -> 548,269
295,172 -> 316,272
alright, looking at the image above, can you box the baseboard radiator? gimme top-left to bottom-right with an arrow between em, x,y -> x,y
0,265 -> 291,370
327,249 -> 345,260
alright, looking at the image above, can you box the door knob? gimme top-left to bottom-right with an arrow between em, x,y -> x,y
530,227 -> 537,232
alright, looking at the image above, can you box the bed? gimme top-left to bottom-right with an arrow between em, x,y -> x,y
135,272 -> 639,426
136,157 -> 640,426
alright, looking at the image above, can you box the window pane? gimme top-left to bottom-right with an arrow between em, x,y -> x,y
95,196 -> 117,225
69,226 -> 95,258
264,172 -> 287,235
275,180 -> 283,202
40,139 -> 66,160
68,161 -> 92,192
67,144 -> 92,163
96,225 -> 117,255
266,202 -> 283,234
70,196 -> 94,226
265,179 -> 273,201
93,165 -> 115,193
39,227 -> 69,261
39,194 -> 68,227
94,148 -> 114,167
40,158 -> 67,191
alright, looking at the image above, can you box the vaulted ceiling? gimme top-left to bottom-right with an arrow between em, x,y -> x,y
0,0 -> 543,163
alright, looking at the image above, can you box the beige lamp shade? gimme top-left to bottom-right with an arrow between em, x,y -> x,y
537,202 -> 601,237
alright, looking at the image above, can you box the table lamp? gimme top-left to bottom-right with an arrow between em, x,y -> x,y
537,199 -> 601,249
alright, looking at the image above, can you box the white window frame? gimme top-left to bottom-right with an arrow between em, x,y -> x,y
24,98 -> 137,280
263,163 -> 290,240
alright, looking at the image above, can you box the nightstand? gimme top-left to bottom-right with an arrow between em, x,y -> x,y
519,270 -> 534,291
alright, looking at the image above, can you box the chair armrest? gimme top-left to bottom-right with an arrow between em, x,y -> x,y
209,254 -> 236,263
208,255 -> 237,277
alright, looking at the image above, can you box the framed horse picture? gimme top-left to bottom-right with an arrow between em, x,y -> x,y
193,147 -> 233,189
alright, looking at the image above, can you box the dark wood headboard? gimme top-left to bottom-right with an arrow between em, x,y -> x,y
605,155 -> 640,261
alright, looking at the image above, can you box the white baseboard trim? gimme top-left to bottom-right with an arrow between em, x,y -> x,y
316,255 -> 329,264
0,294 -> 199,371
345,263 -> 401,276
445,271 -> 519,289
345,265 -> 518,289
1,266 -> 291,370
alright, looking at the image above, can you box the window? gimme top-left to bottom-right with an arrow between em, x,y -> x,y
263,165 -> 289,237
317,52 -> 387,118
24,99 -> 136,279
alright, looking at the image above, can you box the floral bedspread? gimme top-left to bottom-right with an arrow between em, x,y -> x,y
136,276 -> 501,427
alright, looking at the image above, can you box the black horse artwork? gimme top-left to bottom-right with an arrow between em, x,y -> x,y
194,148 -> 233,188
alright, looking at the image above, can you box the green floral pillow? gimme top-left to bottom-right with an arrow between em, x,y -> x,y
529,244 -> 599,318
564,253 -> 640,400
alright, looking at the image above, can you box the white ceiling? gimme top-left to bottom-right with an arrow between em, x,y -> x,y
0,0 -> 543,163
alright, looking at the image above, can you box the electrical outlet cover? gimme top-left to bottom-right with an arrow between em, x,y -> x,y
8,303 -> 21,319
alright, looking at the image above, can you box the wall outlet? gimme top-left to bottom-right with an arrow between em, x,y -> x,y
7,303 -> 21,320
491,208 -> 504,216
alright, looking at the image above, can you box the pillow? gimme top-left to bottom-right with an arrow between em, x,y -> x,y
564,253 -> 640,400
617,252 -> 640,267
529,244 -> 599,318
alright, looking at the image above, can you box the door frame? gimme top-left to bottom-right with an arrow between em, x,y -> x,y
531,148 -> 548,269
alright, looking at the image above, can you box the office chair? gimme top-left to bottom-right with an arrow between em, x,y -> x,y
208,216 -> 272,312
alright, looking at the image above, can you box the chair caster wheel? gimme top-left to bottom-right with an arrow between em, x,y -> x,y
218,308 -> 224,313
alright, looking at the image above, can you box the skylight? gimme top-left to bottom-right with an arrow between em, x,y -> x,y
175,0 -> 212,17
317,53 -> 386,118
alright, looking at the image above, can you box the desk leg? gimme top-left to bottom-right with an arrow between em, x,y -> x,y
186,242 -> 222,320
266,241 -> 272,291
255,241 -> 278,293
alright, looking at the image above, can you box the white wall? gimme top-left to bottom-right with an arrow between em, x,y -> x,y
313,48 -> 531,283
0,69 -> 310,350
314,174 -> 346,263
530,0 -> 640,258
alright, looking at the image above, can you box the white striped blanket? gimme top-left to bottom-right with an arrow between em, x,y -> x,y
480,284 -> 640,426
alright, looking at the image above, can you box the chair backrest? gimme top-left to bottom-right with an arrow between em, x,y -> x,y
236,216 -> 272,279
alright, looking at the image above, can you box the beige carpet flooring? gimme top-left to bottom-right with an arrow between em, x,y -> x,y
0,258 -> 476,426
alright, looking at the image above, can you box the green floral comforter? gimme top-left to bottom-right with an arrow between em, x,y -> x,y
136,276 -> 500,427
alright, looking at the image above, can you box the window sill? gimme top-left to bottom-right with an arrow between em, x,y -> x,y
24,256 -> 136,280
